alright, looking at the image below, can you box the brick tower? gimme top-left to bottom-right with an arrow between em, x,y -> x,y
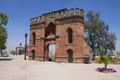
29,8 -> 91,63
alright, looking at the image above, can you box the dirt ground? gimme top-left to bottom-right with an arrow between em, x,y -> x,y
0,55 -> 120,80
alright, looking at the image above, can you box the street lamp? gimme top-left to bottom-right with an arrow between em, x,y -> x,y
19,43 -> 22,55
24,33 -> 28,60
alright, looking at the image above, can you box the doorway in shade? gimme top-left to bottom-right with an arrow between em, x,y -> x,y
67,49 -> 73,63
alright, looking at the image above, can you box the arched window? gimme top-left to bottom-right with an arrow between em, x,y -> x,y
67,28 -> 73,43
32,32 -> 36,45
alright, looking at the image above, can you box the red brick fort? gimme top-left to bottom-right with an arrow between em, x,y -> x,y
28,8 -> 91,63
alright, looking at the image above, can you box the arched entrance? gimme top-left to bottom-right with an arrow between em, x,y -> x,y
67,49 -> 73,63
45,22 -> 56,61
48,44 -> 56,61
31,50 -> 35,60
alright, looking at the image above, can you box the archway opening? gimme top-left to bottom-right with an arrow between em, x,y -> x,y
67,49 -> 73,63
48,44 -> 56,61
31,50 -> 35,60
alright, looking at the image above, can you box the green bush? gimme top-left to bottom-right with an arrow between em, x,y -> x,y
99,55 -> 111,69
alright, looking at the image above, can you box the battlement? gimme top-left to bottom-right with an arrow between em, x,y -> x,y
30,8 -> 84,25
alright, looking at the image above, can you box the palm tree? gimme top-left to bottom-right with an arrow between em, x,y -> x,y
99,55 -> 111,69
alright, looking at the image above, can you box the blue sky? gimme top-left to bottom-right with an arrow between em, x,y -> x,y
0,0 -> 120,52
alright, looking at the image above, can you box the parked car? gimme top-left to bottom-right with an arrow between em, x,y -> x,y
2,53 -> 9,57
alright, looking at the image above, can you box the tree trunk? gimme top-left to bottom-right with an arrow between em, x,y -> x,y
105,64 -> 107,69
0,49 -> 2,55
104,47 -> 107,55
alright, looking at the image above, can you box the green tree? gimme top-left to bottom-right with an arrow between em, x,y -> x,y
0,25 -> 7,54
102,33 -> 116,55
0,12 -> 8,54
85,11 -> 116,59
0,12 -> 8,26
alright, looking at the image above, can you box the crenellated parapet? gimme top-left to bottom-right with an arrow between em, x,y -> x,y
30,8 -> 84,25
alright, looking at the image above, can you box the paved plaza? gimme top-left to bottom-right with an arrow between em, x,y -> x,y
0,55 -> 120,80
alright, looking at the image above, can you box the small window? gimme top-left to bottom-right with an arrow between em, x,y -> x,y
67,28 -> 73,43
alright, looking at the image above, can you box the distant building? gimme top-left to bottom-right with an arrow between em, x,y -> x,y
28,8 -> 91,63
16,47 -> 24,55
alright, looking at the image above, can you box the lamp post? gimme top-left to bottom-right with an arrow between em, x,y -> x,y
19,43 -> 22,55
24,33 -> 28,60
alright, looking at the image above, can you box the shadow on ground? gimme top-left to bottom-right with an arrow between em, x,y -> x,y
0,58 -> 13,61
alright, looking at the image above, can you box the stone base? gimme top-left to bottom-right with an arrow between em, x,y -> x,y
28,56 -> 89,63
73,57 -> 84,63
55,57 -> 67,63
55,57 -> 84,63
28,56 -> 45,61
